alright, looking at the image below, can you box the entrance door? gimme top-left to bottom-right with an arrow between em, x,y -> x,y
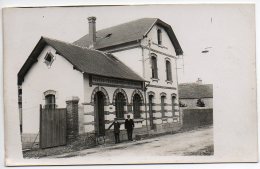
94,92 -> 105,136
148,95 -> 154,129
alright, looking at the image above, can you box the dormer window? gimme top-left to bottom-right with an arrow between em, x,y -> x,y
157,29 -> 162,45
44,52 -> 54,67
105,33 -> 112,38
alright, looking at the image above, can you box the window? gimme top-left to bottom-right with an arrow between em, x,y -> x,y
133,94 -> 141,118
157,29 -> 162,45
166,60 -> 172,81
172,96 -> 176,116
161,96 -> 166,117
115,92 -> 125,119
44,52 -> 54,67
151,56 -> 158,79
45,94 -> 56,109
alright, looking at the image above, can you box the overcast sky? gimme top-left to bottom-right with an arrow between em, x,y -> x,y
3,4 -> 255,86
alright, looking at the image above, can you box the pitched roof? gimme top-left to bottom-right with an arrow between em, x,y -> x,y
18,37 -> 146,85
73,18 -> 183,55
178,83 -> 213,99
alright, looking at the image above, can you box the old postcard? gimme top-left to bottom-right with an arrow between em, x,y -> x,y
3,4 -> 257,166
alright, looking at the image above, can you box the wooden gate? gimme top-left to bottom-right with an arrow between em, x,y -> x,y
40,106 -> 67,148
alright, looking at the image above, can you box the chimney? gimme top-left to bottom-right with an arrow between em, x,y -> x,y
196,78 -> 202,84
88,16 -> 96,48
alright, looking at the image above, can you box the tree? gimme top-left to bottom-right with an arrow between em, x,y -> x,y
197,99 -> 205,107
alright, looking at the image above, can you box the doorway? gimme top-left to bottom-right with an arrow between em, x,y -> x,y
94,91 -> 105,136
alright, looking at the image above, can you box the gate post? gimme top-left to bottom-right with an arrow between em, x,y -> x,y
66,96 -> 79,142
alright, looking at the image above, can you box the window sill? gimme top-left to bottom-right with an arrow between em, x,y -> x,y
165,80 -> 173,84
151,78 -> 159,82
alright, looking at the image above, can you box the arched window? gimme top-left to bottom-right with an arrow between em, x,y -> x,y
45,94 -> 55,109
172,95 -> 176,116
157,29 -> 162,45
133,94 -> 141,118
115,92 -> 126,119
151,56 -> 158,79
166,60 -> 172,81
161,95 -> 166,117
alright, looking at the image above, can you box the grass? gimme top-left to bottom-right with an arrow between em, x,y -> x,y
23,137 -> 98,158
184,145 -> 214,156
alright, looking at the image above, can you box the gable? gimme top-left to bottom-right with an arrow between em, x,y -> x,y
145,24 -> 177,55
73,18 -> 183,55
18,37 -> 145,85
22,45 -> 84,88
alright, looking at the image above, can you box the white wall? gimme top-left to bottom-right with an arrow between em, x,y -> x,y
142,25 -> 178,88
22,45 -> 84,134
144,25 -> 177,56
111,48 -> 143,77
112,24 -> 181,126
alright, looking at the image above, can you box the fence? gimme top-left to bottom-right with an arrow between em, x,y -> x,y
40,107 -> 67,148
182,108 -> 213,129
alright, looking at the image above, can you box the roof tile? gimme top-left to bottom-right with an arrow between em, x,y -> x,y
73,18 -> 183,55
43,37 -> 145,82
178,83 -> 213,99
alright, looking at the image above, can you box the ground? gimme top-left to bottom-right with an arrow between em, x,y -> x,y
46,126 -> 213,158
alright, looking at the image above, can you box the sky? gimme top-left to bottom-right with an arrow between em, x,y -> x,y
4,4 -> 255,87
3,4 -> 258,164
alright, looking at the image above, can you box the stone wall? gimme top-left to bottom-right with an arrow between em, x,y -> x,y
181,108 -> 213,130
66,97 -> 79,142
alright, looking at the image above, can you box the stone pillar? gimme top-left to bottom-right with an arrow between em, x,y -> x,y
66,96 -> 79,142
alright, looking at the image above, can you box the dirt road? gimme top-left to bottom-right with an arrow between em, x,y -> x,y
51,126 -> 213,158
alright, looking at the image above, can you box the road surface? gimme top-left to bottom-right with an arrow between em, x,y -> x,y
50,126 -> 213,158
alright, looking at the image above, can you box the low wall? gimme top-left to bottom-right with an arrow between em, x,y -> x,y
181,108 -> 213,129
22,133 -> 40,149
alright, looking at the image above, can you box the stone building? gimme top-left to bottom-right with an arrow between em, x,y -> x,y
18,17 -> 183,145
178,78 -> 213,109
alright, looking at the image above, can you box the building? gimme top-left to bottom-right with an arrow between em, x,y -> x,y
178,78 -> 213,109
18,17 -> 183,145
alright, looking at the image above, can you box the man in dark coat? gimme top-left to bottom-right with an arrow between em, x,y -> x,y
107,118 -> 121,144
125,115 -> 134,141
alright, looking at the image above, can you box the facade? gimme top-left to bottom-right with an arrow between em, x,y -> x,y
18,17 -> 183,145
178,79 -> 213,109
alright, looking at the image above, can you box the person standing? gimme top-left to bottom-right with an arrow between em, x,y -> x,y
107,118 -> 121,144
125,115 -> 134,141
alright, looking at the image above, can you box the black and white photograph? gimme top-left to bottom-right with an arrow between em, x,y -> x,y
2,3 -> 257,166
